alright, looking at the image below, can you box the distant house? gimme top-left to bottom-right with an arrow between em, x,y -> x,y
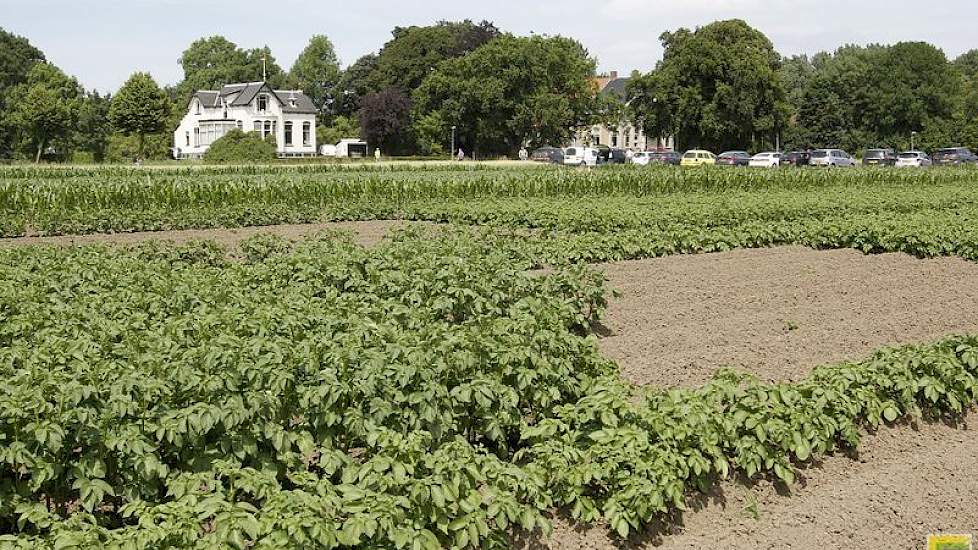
173,82 -> 318,159
572,71 -> 674,152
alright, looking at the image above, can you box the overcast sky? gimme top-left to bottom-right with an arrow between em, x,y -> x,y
5,0 -> 977,92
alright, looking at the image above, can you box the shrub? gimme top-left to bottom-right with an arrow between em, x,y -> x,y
203,129 -> 278,163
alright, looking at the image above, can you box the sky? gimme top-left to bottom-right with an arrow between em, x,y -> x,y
4,0 -> 977,93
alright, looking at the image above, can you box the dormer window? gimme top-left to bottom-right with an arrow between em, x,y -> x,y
195,100 -> 201,115
257,94 -> 268,113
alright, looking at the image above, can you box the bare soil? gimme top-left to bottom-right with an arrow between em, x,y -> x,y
523,247 -> 978,549
597,246 -> 978,387
0,220 -> 414,249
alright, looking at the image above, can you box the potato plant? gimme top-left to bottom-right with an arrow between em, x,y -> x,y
1,230 -> 977,548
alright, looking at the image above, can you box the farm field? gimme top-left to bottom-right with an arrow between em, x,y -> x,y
1,164 -> 977,548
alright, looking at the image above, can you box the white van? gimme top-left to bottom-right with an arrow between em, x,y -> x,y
563,147 -> 599,167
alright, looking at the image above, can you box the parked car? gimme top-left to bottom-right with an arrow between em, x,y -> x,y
810,149 -> 856,167
932,147 -> 978,165
715,151 -> 751,166
649,151 -> 682,166
599,148 -> 628,165
630,151 -> 656,166
781,151 -> 811,166
863,148 -> 897,166
895,151 -> 932,168
680,150 -> 716,167
563,147 -> 600,167
749,152 -> 782,168
530,146 -> 564,164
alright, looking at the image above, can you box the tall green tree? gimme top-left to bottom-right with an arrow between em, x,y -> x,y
177,36 -> 284,98
0,28 -> 45,158
109,72 -> 171,158
74,90 -> 112,162
331,54 -> 377,117
630,20 -> 789,152
7,63 -> 82,162
412,35 -> 595,156
369,20 -> 501,93
289,35 -> 341,119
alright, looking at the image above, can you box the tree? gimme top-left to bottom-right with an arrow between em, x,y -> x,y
289,35 -> 341,119
203,128 -> 277,163
331,54 -> 378,118
7,63 -> 81,162
630,20 -> 789,152
865,42 -> 961,142
177,36 -> 284,99
74,91 -> 112,162
954,50 -> 978,79
359,89 -> 412,154
109,72 -> 171,158
412,35 -> 596,157
369,20 -> 501,93
0,28 -> 45,158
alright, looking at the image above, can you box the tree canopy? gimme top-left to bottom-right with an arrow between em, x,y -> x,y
109,72 -> 171,158
412,34 -> 596,157
288,35 -> 341,118
6,63 -> 82,162
630,19 -> 788,152
368,20 -> 501,93
0,28 -> 46,158
177,36 -> 285,98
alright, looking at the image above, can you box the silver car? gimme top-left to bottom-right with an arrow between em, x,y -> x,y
895,151 -> 932,167
810,149 -> 856,167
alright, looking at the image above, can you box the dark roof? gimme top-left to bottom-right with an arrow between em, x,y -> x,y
191,82 -> 318,114
601,78 -> 629,101
193,91 -> 220,108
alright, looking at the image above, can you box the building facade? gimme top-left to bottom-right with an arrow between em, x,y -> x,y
572,72 -> 674,152
173,82 -> 318,159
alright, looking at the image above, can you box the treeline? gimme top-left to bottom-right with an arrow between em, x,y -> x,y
1,19 -> 977,162
629,20 -> 978,153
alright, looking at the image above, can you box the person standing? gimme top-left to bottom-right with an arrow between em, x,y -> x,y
519,147 -> 528,161
457,148 -> 465,162
374,148 -> 382,162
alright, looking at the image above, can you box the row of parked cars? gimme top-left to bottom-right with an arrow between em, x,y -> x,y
530,146 -> 978,168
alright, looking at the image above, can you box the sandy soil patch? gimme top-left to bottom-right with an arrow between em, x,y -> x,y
597,246 -> 978,387
0,220 -> 414,249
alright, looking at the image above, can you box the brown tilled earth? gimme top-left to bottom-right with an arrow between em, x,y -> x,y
527,246 -> 978,549
597,246 -> 978,388
0,220 -> 413,249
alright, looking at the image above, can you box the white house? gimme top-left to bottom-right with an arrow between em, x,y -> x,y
173,82 -> 318,159
571,72 -> 674,152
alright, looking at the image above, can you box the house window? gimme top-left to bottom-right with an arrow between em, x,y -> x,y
185,131 -> 190,147
302,122 -> 311,146
193,127 -> 200,147
284,121 -> 293,146
236,121 -> 243,130
253,121 -> 261,133
263,120 -> 272,139
195,101 -> 200,115
257,95 -> 268,113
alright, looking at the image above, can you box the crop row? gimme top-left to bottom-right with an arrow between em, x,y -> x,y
1,233 -> 976,548
3,166 -> 978,237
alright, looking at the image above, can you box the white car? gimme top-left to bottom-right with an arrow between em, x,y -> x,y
563,147 -> 600,167
749,152 -> 782,168
810,149 -> 856,167
630,151 -> 656,166
895,151 -> 932,167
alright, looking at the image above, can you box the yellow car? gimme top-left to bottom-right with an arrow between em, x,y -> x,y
680,149 -> 716,166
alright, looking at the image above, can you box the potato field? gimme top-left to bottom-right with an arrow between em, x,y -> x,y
1,164 -> 976,549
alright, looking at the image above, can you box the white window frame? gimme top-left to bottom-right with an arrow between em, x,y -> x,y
257,94 -> 268,113
302,122 -> 311,146
284,121 -> 293,146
